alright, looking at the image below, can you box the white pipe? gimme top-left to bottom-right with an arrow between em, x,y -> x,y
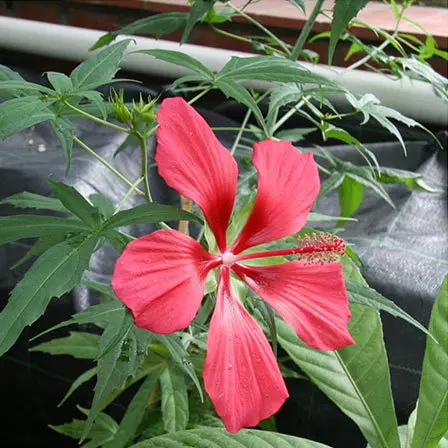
0,16 -> 446,126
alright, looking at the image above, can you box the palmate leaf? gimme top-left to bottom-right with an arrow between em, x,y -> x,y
90,13 -> 189,51
373,167 -> 443,194
47,180 -> 101,228
154,333 -> 203,402
0,65 -> 30,99
181,0 -> 214,44
345,93 -> 433,155
47,72 -> 73,93
0,191 -> 67,213
0,215 -> 90,246
411,275 -> 448,448
130,428 -> 333,448
102,203 -> 202,230
214,80 -> 265,127
217,56 -> 335,86
0,235 -> 99,357
329,0 -> 370,63
0,95 -> 56,139
81,305 -> 135,442
160,363 -> 189,433
137,49 -> 214,81
107,365 -> 165,448
59,367 -> 97,407
51,408 -> 118,448
70,39 -> 132,91
277,303 -> 400,448
345,278 -> 433,339
52,117 -> 75,175
30,331 -> 100,359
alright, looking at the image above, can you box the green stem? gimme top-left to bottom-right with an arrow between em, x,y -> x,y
114,176 -> 144,213
290,0 -> 325,61
136,132 -> 153,203
188,86 -> 212,105
211,24 -> 285,55
64,101 -> 130,134
211,126 -> 262,133
231,108 -> 252,156
229,2 -> 291,55
73,136 -> 145,197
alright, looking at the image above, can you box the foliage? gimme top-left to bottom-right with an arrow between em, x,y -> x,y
0,0 -> 446,447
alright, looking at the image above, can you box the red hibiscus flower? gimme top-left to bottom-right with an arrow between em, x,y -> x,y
112,97 -> 354,433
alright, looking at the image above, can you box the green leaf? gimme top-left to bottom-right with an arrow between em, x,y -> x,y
71,40 -> 132,91
0,236 -> 98,357
285,0 -> 306,14
0,215 -> 90,246
81,307 -> 136,441
32,300 -> 126,341
329,0 -> 370,64
108,366 -> 165,448
89,194 -> 115,220
346,93 -> 429,155
0,65 -> 29,99
59,367 -> 97,407
0,191 -> 67,213
30,331 -> 100,359
411,275 -> 448,448
102,203 -> 201,230
307,212 -> 356,222
89,13 -> 188,51
52,117 -> 75,175
275,127 -> 316,142
374,167 -> 443,193
47,180 -> 101,228
339,162 -> 395,208
160,364 -> 189,432
47,72 -> 73,93
130,428 -> 333,448
10,233 -> 67,270
137,49 -> 213,80
345,278 -> 434,340
154,334 -> 203,402
214,80 -> 265,126
217,56 -> 335,85
318,171 -> 345,198
0,95 -> 55,139
77,90 -> 107,119
277,304 -> 401,448
181,0 -> 214,44
338,176 -> 364,223
0,80 -> 55,94
51,408 -> 118,447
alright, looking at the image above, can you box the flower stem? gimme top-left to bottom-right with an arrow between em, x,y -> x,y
136,132 -> 153,203
229,2 -> 291,55
114,176 -> 144,213
290,0 -> 325,61
73,136 -> 145,197
231,108 -> 252,156
188,86 -> 212,105
64,101 -> 130,134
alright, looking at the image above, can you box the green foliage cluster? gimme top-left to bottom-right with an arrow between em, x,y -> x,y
0,0 -> 446,447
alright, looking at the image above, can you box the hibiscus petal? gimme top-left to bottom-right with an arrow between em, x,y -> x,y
204,267 -> 288,433
231,140 -> 320,254
112,230 -> 218,334
156,97 -> 238,252
233,262 -> 354,350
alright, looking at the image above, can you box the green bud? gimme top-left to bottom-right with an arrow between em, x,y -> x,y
110,89 -> 132,124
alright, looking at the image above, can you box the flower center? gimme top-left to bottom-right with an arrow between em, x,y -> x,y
221,250 -> 237,267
